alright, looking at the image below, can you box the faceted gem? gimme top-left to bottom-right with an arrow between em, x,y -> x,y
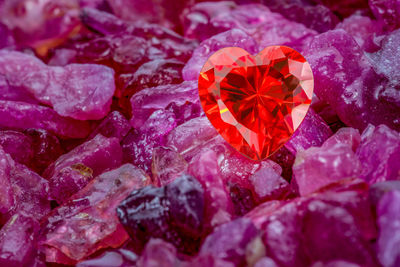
198,46 -> 314,160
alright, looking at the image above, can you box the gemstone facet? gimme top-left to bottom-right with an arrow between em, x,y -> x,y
198,46 -> 314,160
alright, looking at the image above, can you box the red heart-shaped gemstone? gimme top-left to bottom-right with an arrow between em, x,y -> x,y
198,46 -> 314,160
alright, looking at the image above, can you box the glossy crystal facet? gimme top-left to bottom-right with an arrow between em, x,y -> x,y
198,46 -> 314,160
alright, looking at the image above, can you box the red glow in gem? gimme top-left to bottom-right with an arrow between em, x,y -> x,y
198,46 -> 314,160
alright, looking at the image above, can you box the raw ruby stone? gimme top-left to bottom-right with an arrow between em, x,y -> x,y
198,46 -> 314,160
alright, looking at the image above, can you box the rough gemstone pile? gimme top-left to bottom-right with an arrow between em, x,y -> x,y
0,0 -> 399,266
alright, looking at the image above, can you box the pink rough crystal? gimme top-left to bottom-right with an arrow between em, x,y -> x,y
0,51 -> 115,120
0,23 -> 14,49
356,124 -> 400,184
182,254 -> 235,267
371,28 -> 400,82
311,261 -> 362,267
0,130 -> 34,168
166,117 -> 218,158
211,4 -> 317,50
182,1 -> 237,41
152,146 -> 188,186
0,0 -> 81,53
0,73 -> 38,104
0,128 -> 61,175
293,129 -> 362,196
322,127 -> 361,152
0,213 -> 40,266
335,14 -> 383,49
122,109 -> 177,173
77,249 -> 138,267
89,111 -> 131,141
369,0 -> 400,31
188,149 -> 234,227
254,257 -> 279,267
0,146 -> 14,215
44,134 -> 122,180
48,164 -> 94,204
182,29 -> 258,81
249,180 -> 377,267
250,165 -> 290,202
313,0 -> 370,17
369,181 -> 400,208
0,146 -> 50,223
305,29 -> 400,131
130,81 -> 199,129
137,238 -> 178,267
0,100 -> 91,138
24,128 -> 64,174
40,164 -> 150,264
107,0 -> 193,29
199,218 -> 259,266
261,0 -> 339,32
377,190 -> 400,267
181,3 -> 317,55
285,108 -> 332,155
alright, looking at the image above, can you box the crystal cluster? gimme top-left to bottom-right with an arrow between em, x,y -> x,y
0,0 -> 399,266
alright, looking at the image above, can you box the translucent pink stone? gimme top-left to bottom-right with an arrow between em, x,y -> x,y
0,0 -> 80,51
129,81 -> 199,129
76,249 -> 138,267
209,4 -> 317,51
48,164 -> 94,204
377,190 -> 400,267
89,111 -> 131,141
188,149 -> 234,227
369,181 -> 400,208
44,134 -> 123,180
182,29 -> 258,81
323,127 -> 361,152
0,130 -> 33,171
7,160 -> 50,221
200,218 -> 259,266
250,165 -> 290,202
305,29 -> 400,131
356,124 -> 400,183
254,257 -> 279,267
152,146 -> 188,186
335,14 -> 383,49
182,1 -> 237,41
0,23 -> 14,49
311,261 -> 362,267
166,117 -> 218,158
24,128 -> 64,174
0,100 -> 91,139
107,0 -> 190,29
0,73 -> 38,103
0,146 -> 14,214
122,109 -> 177,173
293,133 -> 362,196
369,0 -> 400,30
182,254 -> 235,267
137,239 -> 178,267
262,0 -> 339,32
0,146 -> 50,222
0,213 -> 40,266
285,109 -> 332,155
40,164 -> 150,264
254,180 -> 377,266
0,51 -> 115,120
